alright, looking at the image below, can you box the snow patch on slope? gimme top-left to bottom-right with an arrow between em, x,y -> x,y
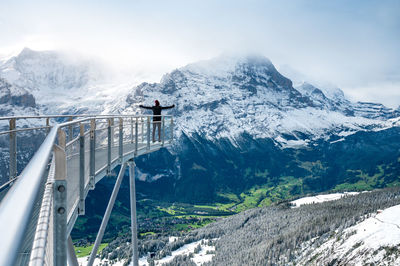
291,192 -> 360,207
77,256 -> 126,266
138,239 -> 216,266
297,205 -> 400,265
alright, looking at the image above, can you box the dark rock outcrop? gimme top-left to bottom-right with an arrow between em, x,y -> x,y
0,78 -> 36,107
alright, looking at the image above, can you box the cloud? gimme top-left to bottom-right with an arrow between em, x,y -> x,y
344,82 -> 400,108
0,0 -> 399,107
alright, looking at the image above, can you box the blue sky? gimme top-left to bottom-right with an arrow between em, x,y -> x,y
0,0 -> 399,107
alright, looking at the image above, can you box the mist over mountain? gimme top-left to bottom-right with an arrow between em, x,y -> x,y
0,48 -> 124,115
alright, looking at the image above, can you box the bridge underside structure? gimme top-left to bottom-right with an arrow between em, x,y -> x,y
0,114 -> 174,266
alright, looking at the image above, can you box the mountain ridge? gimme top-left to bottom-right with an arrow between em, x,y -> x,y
121,54 -> 399,147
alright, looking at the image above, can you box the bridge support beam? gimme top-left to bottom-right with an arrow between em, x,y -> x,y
67,236 -> 79,266
128,160 -> 139,266
87,162 -> 127,266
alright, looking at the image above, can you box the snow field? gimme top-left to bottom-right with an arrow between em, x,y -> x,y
291,192 -> 360,207
138,238 -> 216,266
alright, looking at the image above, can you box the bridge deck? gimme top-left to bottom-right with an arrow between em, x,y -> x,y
65,140 -> 171,234
0,115 -> 174,266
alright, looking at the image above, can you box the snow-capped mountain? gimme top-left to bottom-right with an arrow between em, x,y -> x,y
1,49 -> 400,197
1,49 -> 398,145
0,48 -> 128,115
0,48 -> 98,90
120,54 -> 399,146
0,78 -> 35,108
0,77 -> 39,119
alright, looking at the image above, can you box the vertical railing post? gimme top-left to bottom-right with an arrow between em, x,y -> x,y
146,117 -> 150,150
110,118 -> 115,147
141,117 -> 144,143
171,117 -> 174,142
68,116 -> 73,142
127,160 -> 139,266
46,117 -> 50,135
89,119 -> 96,189
162,116 -> 165,146
135,118 -> 138,156
53,129 -> 67,266
107,118 -> 112,175
9,118 -> 17,181
119,118 -> 123,161
78,123 -> 85,215
130,117 -> 134,143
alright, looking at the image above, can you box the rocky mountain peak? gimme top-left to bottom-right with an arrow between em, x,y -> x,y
155,54 -> 300,102
0,78 -> 36,116
181,54 -> 277,79
125,55 -> 399,143
0,48 -> 101,98
18,47 -> 36,58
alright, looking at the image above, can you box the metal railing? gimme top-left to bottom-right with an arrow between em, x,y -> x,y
0,114 -> 174,266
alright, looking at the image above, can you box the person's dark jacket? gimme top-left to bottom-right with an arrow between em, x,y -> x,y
139,104 -> 175,121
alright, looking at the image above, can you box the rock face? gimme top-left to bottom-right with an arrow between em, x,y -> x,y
0,48 -> 110,115
0,78 -> 36,108
123,54 -> 399,144
0,47 -> 99,92
117,54 -> 400,203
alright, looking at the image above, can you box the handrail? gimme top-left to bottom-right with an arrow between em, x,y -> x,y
0,116 -> 91,266
0,114 -> 172,121
0,115 -> 172,136
29,158 -> 55,266
0,126 -> 58,266
0,177 -> 17,191
0,126 -> 51,136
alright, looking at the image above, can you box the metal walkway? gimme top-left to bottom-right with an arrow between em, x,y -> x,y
0,114 -> 174,266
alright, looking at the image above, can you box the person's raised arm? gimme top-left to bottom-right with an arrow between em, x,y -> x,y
139,105 -> 153,110
161,104 -> 175,110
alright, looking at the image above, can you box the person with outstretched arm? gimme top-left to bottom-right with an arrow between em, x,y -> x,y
139,100 -> 175,142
